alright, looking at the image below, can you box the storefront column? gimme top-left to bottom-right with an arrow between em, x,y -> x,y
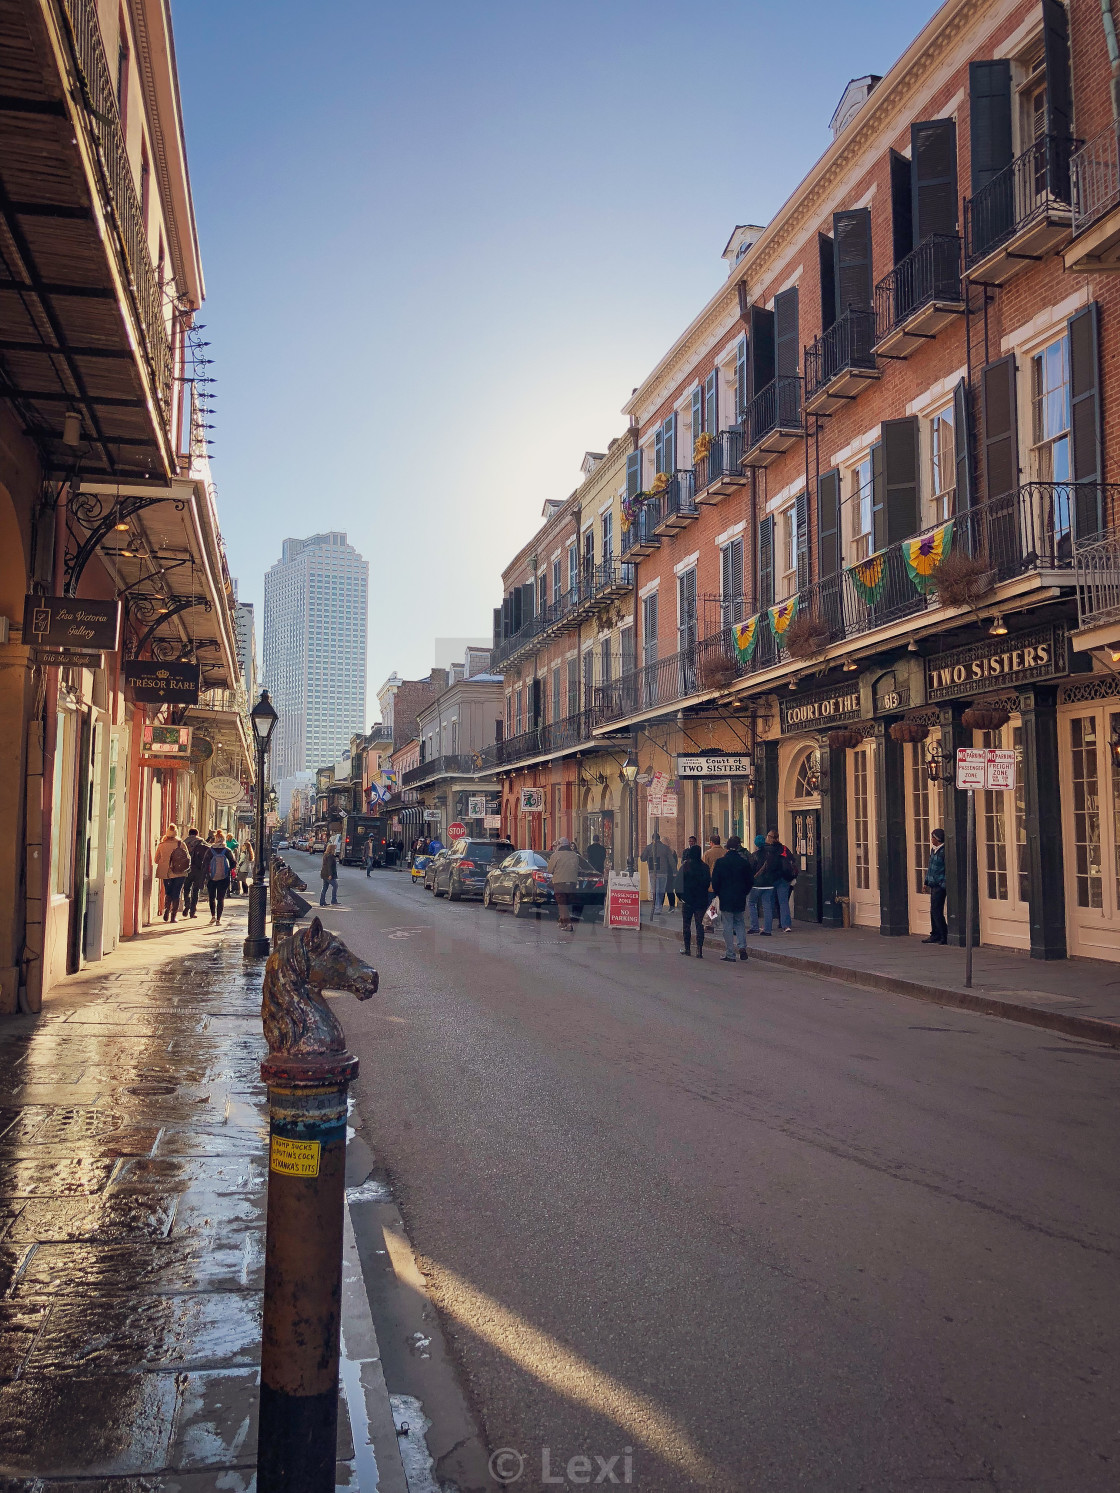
875,724 -> 909,936
939,703 -> 978,948
1020,685 -> 1067,961
752,742 -> 779,838
819,738 -> 848,927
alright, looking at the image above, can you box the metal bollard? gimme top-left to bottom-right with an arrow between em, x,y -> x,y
257,917 -> 378,1492
258,1050 -> 356,1492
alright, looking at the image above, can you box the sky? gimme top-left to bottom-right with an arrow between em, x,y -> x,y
172,0 -> 941,721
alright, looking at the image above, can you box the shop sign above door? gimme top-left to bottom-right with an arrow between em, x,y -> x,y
124,660 -> 201,705
23,595 -> 121,652
780,685 -> 862,734
676,754 -> 753,777
926,625 -> 1068,701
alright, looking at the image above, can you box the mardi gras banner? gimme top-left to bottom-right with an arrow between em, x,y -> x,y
769,595 -> 799,643
848,551 -> 886,606
732,614 -> 759,662
903,519 -> 954,592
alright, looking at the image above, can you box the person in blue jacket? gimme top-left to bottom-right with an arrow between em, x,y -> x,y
923,827 -> 947,944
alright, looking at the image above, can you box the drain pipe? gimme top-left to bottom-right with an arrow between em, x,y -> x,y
1103,0 -> 1120,120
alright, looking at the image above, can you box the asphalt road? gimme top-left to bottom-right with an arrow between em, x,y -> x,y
290,852 -> 1120,1493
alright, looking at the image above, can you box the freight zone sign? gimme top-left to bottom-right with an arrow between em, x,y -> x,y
956,748 -> 1016,790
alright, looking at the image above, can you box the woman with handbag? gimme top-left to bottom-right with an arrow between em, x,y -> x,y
154,823 -> 190,923
236,838 -> 254,895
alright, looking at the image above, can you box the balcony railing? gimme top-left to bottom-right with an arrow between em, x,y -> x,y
401,754 -> 479,787
621,500 -> 661,556
475,709 -> 603,772
60,0 -> 173,413
964,134 -> 1076,266
874,233 -> 963,341
1072,122 -> 1120,236
742,376 -> 803,459
804,307 -> 877,404
493,560 -> 636,665
593,485 -> 1104,727
652,470 -> 698,530
1074,530 -> 1120,630
692,426 -> 745,493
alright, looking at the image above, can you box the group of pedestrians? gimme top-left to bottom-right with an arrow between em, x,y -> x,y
153,825 -> 252,926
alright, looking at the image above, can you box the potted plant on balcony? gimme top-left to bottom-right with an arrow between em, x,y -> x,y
693,431 -> 714,463
932,547 -> 993,607
700,652 -> 738,691
783,609 -> 832,659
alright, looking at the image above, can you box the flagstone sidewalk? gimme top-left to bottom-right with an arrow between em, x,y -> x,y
0,898 -> 404,1491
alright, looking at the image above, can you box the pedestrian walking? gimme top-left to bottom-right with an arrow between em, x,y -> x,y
641,832 -> 673,917
747,834 -> 782,935
766,827 -> 798,932
206,832 -> 234,925
427,835 -> 443,856
364,839 -> 375,877
665,842 -> 679,910
924,828 -> 948,944
154,824 -> 190,922
710,836 -> 754,961
184,827 -> 209,919
702,832 -> 725,875
547,837 -> 582,931
236,837 -> 254,895
586,835 -> 607,875
676,844 -> 712,958
320,841 -> 339,907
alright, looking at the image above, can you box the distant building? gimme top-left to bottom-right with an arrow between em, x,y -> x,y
263,531 -> 369,782
377,668 -> 449,751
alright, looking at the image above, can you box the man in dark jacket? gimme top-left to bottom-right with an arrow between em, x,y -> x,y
710,836 -> 754,962
677,845 -> 711,957
184,827 -> 209,919
748,834 -> 783,935
923,827 -> 947,943
320,842 -> 339,907
586,835 -> 607,875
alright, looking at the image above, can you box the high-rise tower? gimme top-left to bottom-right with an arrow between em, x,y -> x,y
262,532 -> 369,782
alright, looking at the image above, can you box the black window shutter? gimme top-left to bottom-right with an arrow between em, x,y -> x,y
871,441 -> 886,550
502,596 -> 511,638
735,336 -> 748,419
890,149 -> 914,265
953,378 -> 973,510
749,304 -> 775,400
1069,302 -> 1102,537
980,355 -> 1019,503
774,288 -> 799,377
664,412 -> 676,472
493,606 -> 502,649
969,60 -> 1013,195
704,370 -> 718,433
882,417 -> 921,543
818,233 -> 836,330
1042,0 -> 1073,181
653,424 -> 664,476
817,469 -> 841,577
911,119 -> 959,242
523,580 -> 534,618
833,209 -> 873,311
690,386 -> 702,450
795,491 -> 810,592
511,587 -> 522,634
626,449 -> 641,498
757,515 -> 774,610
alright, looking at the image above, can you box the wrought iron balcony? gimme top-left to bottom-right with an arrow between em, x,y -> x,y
1074,529 -> 1120,635
964,134 -> 1076,283
474,709 -> 603,772
1068,123 -> 1120,271
741,377 -> 803,468
874,234 -> 964,355
621,500 -> 662,558
693,427 -> 746,500
652,471 -> 699,534
803,307 -> 878,413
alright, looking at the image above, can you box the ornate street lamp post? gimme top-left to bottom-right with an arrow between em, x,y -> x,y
621,744 -> 639,876
245,689 -> 278,959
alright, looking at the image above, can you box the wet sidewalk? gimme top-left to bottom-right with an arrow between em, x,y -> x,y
639,908 -> 1120,1045
0,897 -> 403,1490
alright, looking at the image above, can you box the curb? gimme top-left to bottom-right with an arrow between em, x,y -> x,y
637,916 -> 1120,1049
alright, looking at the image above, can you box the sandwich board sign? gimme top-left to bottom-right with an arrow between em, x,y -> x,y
606,871 -> 640,930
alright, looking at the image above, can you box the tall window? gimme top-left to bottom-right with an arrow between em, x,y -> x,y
853,749 -> 871,890
621,625 -> 635,676
720,537 -> 744,629
779,506 -> 799,599
568,544 -> 578,595
552,667 -> 561,723
600,637 -> 612,689
930,406 -> 955,523
1031,334 -> 1071,487
850,455 -> 873,561
642,592 -> 659,666
552,556 -> 562,600
582,648 -> 594,707
583,528 -> 595,582
910,743 -> 931,895
567,655 -> 579,716
1070,714 -> 1102,909
538,570 -> 547,613
678,567 -> 698,653
515,688 -> 523,736
601,510 -> 613,561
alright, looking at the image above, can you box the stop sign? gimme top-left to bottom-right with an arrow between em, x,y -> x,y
447,821 -> 466,840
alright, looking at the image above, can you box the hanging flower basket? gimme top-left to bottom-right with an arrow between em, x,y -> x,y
692,431 -> 714,462
784,609 -> 831,659
700,653 -> 738,690
961,704 -> 1010,733
826,727 -> 863,751
933,549 -> 993,606
889,717 -> 930,744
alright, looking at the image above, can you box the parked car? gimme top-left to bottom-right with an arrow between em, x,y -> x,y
482,849 -> 606,918
275,839 -> 289,850
431,839 -> 515,901
423,850 -> 452,891
410,853 -> 433,884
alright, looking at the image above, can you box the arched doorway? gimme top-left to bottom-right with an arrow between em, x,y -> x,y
782,743 -> 823,922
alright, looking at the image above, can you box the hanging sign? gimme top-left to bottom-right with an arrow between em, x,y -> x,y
468,796 -> 487,818
521,788 -> 545,813
124,660 -> 201,706
676,754 -> 753,778
204,774 -> 246,805
650,792 -> 678,818
484,814 -> 502,830
927,626 -> 1067,700
29,647 -> 104,669
23,595 -> 121,652
606,871 -> 640,929
142,724 -> 191,758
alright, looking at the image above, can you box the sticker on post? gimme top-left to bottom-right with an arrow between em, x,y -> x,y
270,1135 -> 321,1177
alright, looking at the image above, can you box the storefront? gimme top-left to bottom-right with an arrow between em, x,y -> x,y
1056,673 -> 1120,963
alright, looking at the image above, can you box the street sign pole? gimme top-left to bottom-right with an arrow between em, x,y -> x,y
964,787 -> 976,990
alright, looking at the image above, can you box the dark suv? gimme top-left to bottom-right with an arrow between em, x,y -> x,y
432,839 -> 516,901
